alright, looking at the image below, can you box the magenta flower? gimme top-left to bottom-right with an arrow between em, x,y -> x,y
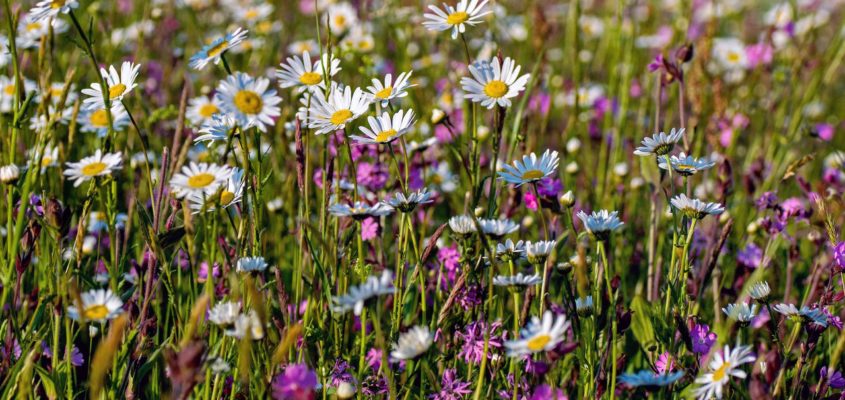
270,364 -> 318,400
834,242 -> 845,270
523,190 -> 538,211
655,352 -> 675,374
361,217 -> 380,241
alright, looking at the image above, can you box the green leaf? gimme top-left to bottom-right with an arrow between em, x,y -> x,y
35,366 -> 57,400
629,296 -> 656,350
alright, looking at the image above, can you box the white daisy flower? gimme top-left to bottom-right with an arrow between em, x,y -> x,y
563,84 -> 604,107
693,344 -> 756,400
712,37 -> 749,71
208,301 -> 241,326
449,215 -> 477,237
47,82 -> 77,106
496,239 -> 525,260
633,128 -> 685,157
773,304 -> 829,327
189,27 -> 248,70
366,71 -> 415,107
306,85 -> 370,135
215,72 -> 282,132
493,272 -> 542,287
0,164 -> 20,184
328,201 -> 394,220
67,288 -> 123,322
350,109 -> 416,145
670,194 -> 725,219
498,150 -> 559,187
78,105 -> 130,137
722,302 -> 758,323
659,152 -> 716,176
81,62 -> 141,110
423,0 -> 491,39
276,52 -> 341,93
30,144 -> 59,172
63,150 -> 123,187
186,95 -> 222,127
287,39 -> 318,56
27,0 -> 78,22
383,187 -> 435,213
0,76 -> 37,113
576,210 -> 624,239
331,270 -> 395,315
186,168 -> 245,213
504,310 -> 570,357
390,325 -> 433,360
16,16 -> 67,49
748,281 -> 771,302
461,57 -> 530,109
431,162 -> 457,192
236,256 -> 268,273
326,2 -> 358,34
169,162 -> 234,199
234,4 -> 273,26
525,240 -> 555,264
575,296 -> 594,314
224,310 -> 264,340
478,218 -> 519,238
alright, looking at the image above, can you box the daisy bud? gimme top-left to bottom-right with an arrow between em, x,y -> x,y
613,162 -> 629,177
337,382 -> 356,399
521,215 -> 534,228
630,177 -> 645,189
0,164 -> 20,184
559,190 -> 575,208
477,125 -> 490,141
474,207 -> 484,217
747,220 -> 759,234
566,137 -> 581,153
431,108 -> 447,124
565,161 -> 579,174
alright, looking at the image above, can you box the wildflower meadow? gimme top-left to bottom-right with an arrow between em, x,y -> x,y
2,0 -> 845,398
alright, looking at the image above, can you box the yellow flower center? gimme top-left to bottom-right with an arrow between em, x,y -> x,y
233,90 -> 263,115
375,129 -> 398,143
41,157 -> 53,167
4,84 -> 15,95
51,0 -> 66,8
521,170 -> 545,181
484,80 -> 508,98
199,103 -> 219,118
334,15 -> 346,27
244,9 -> 258,20
90,109 -> 109,127
446,11 -> 469,25
220,190 -> 235,205
187,172 -> 216,188
727,52 -> 740,63
83,305 -> 110,320
81,162 -> 107,177
109,83 -> 127,99
374,86 -> 393,99
207,40 -> 229,57
713,361 -> 731,381
299,71 -> 322,85
257,21 -> 272,34
330,109 -> 353,126
26,22 -> 41,32
526,334 -> 551,351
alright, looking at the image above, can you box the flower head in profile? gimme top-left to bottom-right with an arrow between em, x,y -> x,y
461,57 -> 530,109
194,114 -> 254,144
575,296 -> 594,316
207,301 -> 241,326
328,201 -> 394,220
449,215 -> 477,238
773,303 -> 829,327
276,52 -> 341,93
495,239 -> 524,261
694,344 -> 756,400
748,281 -> 771,302
236,256 -> 268,273
350,109 -> 416,145
224,310 -> 264,340
493,272 -> 542,288
331,270 -> 395,315
525,240 -> 555,264
367,71 -> 415,107
67,288 -> 123,322
577,209 -> 624,240
189,27 -> 248,70
390,325 -> 433,360
215,72 -> 282,132
478,218 -> 519,239
28,0 -> 78,22
383,187 -> 435,213
63,150 -> 123,187
670,194 -> 725,219
422,0 -> 491,39
498,150 -> 559,187
659,152 -> 715,176
81,62 -> 141,110
504,310 -> 570,357
634,128 -> 684,157
722,302 -> 758,324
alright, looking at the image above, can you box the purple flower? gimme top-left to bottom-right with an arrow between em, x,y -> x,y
528,384 -> 567,400
821,367 -> 845,389
197,261 -> 220,283
457,284 -> 484,310
536,178 -> 563,198
361,374 -> 388,396
456,320 -> 503,364
756,192 -> 779,210
834,242 -> 845,270
361,217 -> 380,241
429,368 -> 472,400
815,123 -> 835,142
329,359 -> 354,387
357,162 -> 389,191
738,243 -> 763,269
41,341 -> 84,367
270,364 -> 318,400
691,323 -> 716,355
436,244 -> 461,288
523,191 -> 538,211
746,43 -> 773,68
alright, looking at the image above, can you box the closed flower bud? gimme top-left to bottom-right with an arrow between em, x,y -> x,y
566,137 -> 582,153
0,164 -> 20,184
565,161 -> 579,174
559,190 -> 575,208
431,108 -> 446,124
337,382 -> 356,399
